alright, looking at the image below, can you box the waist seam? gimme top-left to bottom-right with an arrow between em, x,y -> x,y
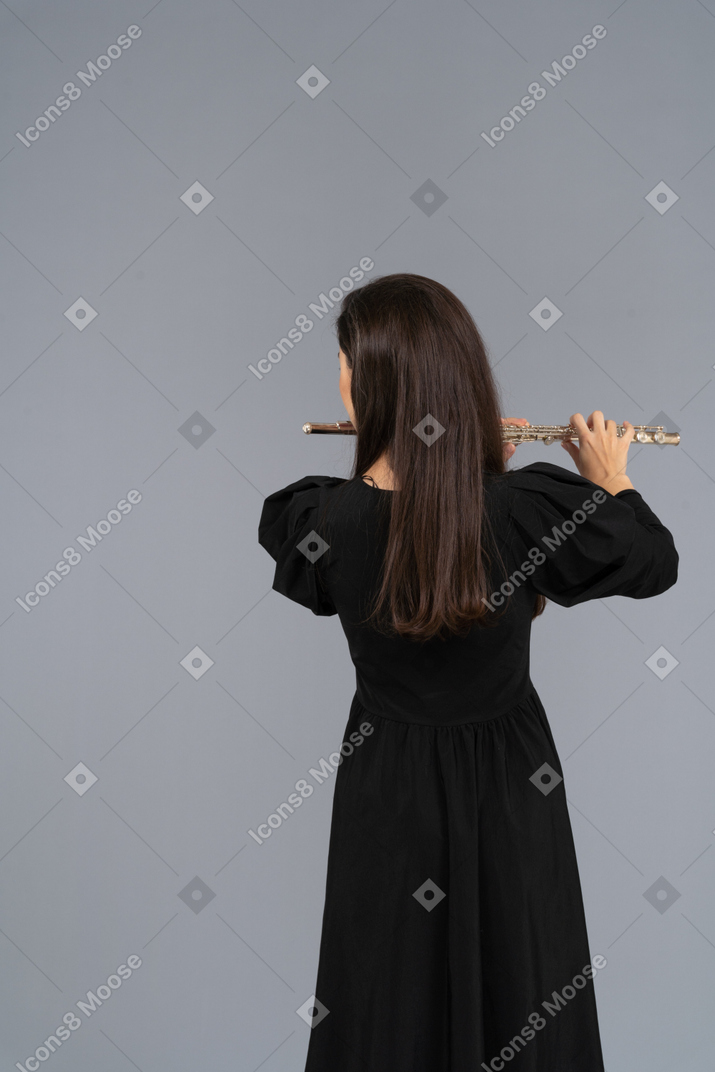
354,681 -> 538,728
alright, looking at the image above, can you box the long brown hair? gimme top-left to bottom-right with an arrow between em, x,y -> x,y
334,272 -> 546,641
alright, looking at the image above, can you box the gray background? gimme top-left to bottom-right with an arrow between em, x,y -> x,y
1,1 -> 713,1069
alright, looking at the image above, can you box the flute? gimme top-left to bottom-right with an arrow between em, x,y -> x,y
302,421 -> 680,445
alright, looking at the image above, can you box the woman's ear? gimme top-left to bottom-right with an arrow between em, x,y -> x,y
339,350 -> 355,423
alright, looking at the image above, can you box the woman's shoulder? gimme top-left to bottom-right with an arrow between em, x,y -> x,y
258,474 -> 365,558
490,460 -> 636,547
261,473 -> 348,508
492,461 -> 614,509
500,460 -> 605,493
257,475 -> 351,616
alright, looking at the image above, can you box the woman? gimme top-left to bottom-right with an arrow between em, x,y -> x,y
258,273 -> 678,1071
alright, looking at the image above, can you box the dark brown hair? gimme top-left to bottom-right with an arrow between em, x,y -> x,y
334,272 -> 546,641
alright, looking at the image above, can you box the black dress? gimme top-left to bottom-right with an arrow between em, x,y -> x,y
257,461 -> 678,1072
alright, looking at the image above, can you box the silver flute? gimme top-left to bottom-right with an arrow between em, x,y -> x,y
302,421 -> 680,445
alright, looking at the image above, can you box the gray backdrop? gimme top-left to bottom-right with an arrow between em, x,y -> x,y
1,1 -> 713,1070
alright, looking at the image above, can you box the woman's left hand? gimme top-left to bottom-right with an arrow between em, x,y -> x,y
501,417 -> 530,462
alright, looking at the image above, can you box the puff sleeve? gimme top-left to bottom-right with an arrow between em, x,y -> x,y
504,461 -> 678,607
258,475 -> 347,615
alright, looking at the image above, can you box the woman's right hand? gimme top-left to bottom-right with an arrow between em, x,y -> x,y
560,411 -> 635,495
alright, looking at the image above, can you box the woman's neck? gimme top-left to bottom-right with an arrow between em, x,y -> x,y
363,453 -> 396,490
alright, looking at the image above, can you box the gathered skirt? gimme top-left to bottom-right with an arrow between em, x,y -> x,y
303,686 -> 606,1072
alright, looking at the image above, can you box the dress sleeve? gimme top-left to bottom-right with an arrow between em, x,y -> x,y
504,461 -> 679,607
258,475 -> 346,616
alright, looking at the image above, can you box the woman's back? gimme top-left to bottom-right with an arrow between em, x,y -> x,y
258,460 -> 678,725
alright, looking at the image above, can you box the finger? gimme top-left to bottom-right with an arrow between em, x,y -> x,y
569,412 -> 590,440
620,419 -> 636,446
605,418 -> 618,437
560,439 -> 579,460
501,417 -> 530,426
589,410 -> 606,433
503,443 -> 516,461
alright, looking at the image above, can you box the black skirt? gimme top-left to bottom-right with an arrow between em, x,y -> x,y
303,687 -> 606,1072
